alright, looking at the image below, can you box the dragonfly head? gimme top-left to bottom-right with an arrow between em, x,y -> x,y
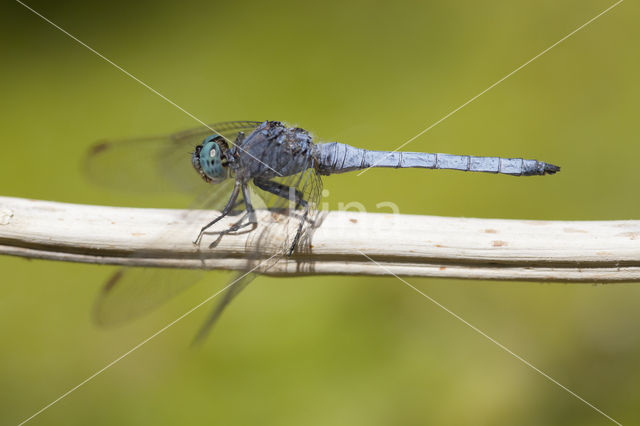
192,135 -> 230,184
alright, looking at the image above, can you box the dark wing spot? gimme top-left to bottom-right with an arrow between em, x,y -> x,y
89,142 -> 110,155
102,269 -> 124,292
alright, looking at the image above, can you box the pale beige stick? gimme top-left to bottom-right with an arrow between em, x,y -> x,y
1,196 -> 639,282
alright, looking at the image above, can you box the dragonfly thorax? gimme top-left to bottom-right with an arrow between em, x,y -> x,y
192,135 -> 231,184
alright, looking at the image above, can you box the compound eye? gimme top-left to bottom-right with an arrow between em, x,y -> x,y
196,139 -> 227,183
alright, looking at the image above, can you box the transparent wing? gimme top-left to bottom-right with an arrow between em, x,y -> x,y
93,178 -> 236,326
93,268 -> 206,327
192,156 -> 323,342
95,165 -> 323,337
85,121 -> 261,194
191,272 -> 255,345
92,121 -> 324,341
252,153 -> 323,235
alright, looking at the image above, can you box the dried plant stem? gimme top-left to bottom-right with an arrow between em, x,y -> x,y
1,196 -> 639,282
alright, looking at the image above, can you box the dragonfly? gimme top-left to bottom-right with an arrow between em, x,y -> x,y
86,120 -> 560,342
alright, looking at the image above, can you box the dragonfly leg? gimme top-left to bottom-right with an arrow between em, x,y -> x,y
206,212 -> 256,249
241,183 -> 258,226
230,197 -> 245,211
253,178 -> 310,255
193,181 -> 242,245
253,178 -> 308,209
203,184 -> 257,249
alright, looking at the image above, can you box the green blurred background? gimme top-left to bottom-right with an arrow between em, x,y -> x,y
1,0 -> 639,424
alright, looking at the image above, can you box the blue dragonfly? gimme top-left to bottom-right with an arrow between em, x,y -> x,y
86,120 -> 559,342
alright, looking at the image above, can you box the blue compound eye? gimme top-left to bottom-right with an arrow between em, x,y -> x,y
194,136 -> 228,183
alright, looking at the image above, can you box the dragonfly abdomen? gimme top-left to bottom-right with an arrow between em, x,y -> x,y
427,153 -> 560,176
316,142 -> 560,176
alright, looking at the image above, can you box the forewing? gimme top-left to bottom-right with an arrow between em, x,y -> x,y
85,121 -> 261,194
169,121 -> 262,147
